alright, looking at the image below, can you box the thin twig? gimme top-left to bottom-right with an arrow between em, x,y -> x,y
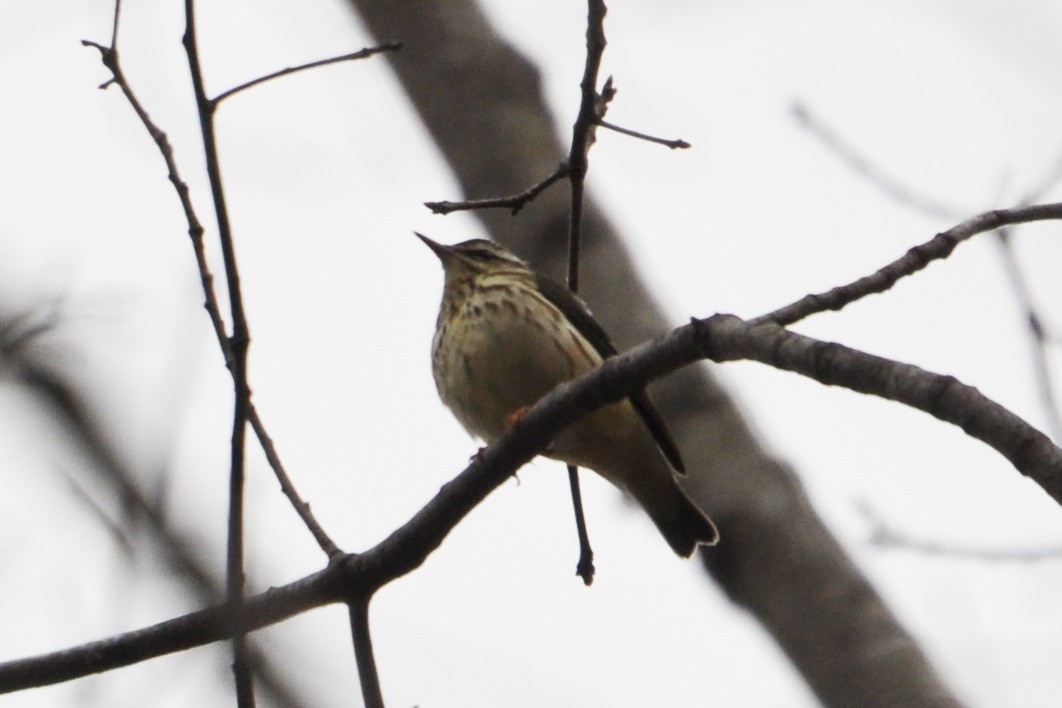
424,161 -> 570,215
82,27 -> 340,560
598,119 -> 690,149
795,98 -> 1062,445
16,358 -> 311,708
756,202 -> 1062,327
181,1 -> 255,704
860,501 -> 1062,562
567,463 -> 595,585
213,43 -> 401,104
791,100 -> 964,220
993,152 -> 1062,443
85,0 -> 339,566
994,229 -> 1062,441
108,0 -> 121,50
348,598 -> 385,708
1019,146 -> 1062,205
0,306 -> 59,359
249,409 -> 341,557
560,0 -> 611,586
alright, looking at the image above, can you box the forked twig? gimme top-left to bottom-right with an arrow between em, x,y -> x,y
793,99 -> 1062,436
83,0 -> 341,560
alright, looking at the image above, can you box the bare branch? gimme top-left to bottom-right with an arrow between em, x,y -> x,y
567,462 -> 595,585
348,599 -> 384,708
0,564 -> 343,693
757,202 -> 1062,327
424,162 -> 570,215
12,359 -> 310,708
598,119 -> 691,149
794,98 -> 1062,443
86,0 -> 340,558
180,1 -> 257,701
213,43 -> 401,105
791,100 -> 964,220
5,309 -> 1061,692
994,228 -> 1062,442
699,316 -> 1062,500
559,0 -> 612,585
347,2 -> 966,703
248,409 -> 342,556
860,502 -> 1062,562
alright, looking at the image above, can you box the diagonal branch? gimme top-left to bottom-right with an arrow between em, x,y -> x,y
757,202 -> 1062,327
791,101 -> 964,220
213,43 -> 401,104
597,119 -> 690,149
994,228 -> 1062,442
5,307 -> 1060,694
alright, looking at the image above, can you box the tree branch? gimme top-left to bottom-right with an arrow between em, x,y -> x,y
791,100 -> 964,220
348,598 -> 384,708
424,161 -> 570,215
85,0 -> 342,559
597,119 -> 690,149
757,202 -> 1062,327
346,2 -> 971,703
213,43 -> 401,104
5,307 -> 1060,693
181,0 -> 255,702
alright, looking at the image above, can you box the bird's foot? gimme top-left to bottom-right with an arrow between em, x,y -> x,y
504,405 -> 532,428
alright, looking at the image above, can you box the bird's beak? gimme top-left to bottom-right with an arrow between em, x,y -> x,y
415,232 -> 453,261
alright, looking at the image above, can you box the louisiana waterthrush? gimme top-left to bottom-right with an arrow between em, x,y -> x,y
418,233 -> 718,557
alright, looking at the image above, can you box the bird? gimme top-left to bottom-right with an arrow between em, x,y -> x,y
417,233 -> 718,557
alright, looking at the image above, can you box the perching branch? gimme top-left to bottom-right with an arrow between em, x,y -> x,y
5,303 -> 1061,693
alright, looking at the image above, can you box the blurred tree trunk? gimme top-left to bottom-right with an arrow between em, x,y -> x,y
346,1 -> 963,705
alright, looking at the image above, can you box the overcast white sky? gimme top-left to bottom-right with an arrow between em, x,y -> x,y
2,1 -> 1062,706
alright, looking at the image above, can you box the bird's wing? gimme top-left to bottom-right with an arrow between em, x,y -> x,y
534,274 -> 686,474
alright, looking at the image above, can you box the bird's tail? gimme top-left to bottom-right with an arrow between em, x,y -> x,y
639,478 -> 719,557
600,435 -> 719,557
551,403 -> 719,557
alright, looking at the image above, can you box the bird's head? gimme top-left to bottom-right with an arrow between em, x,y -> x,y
415,233 -> 532,281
